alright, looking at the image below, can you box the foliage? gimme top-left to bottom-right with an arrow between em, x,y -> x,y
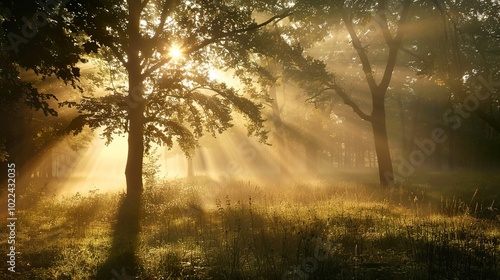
413,0 -> 500,132
142,147 -> 162,187
0,0 -> 83,84
0,0 -> 87,163
58,0 -> 299,156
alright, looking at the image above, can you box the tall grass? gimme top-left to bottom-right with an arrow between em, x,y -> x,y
0,173 -> 498,279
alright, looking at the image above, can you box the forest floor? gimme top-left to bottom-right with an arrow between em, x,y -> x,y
1,171 -> 499,279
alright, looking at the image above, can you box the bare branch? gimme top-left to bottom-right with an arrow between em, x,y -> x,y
379,0 -> 411,91
325,82 -> 372,122
341,12 -> 378,92
375,0 -> 394,45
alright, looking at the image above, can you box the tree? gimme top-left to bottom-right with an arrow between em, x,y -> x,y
283,0 -> 411,186
392,0 -> 500,170
62,0 -> 292,196
418,0 -> 500,133
292,0 -> 500,184
0,0 -> 84,185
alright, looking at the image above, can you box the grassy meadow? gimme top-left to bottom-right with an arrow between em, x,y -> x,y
1,171 -> 499,279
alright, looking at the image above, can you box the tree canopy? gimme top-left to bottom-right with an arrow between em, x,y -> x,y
54,0 -> 294,194
1,0 -> 499,190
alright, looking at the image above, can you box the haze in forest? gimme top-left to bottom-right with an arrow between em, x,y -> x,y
1,1 -> 499,279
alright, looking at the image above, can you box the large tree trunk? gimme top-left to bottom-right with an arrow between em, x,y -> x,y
125,104 -> 145,196
125,0 -> 145,197
338,1 -> 410,187
371,91 -> 394,187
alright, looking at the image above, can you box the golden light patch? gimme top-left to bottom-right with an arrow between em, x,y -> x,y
168,44 -> 183,60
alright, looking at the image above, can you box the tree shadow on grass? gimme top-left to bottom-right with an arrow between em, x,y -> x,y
95,194 -> 141,279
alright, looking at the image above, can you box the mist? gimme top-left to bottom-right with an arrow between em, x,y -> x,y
1,0 -> 499,279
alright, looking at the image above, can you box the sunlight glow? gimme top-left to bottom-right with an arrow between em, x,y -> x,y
55,131 -> 128,196
169,44 -> 183,60
208,68 -> 219,80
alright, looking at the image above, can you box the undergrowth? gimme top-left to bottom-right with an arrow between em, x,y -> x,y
0,173 -> 498,279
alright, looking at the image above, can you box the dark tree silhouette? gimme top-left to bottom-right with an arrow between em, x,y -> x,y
0,0 -> 83,185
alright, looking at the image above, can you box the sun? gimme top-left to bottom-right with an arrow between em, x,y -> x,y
168,44 -> 183,60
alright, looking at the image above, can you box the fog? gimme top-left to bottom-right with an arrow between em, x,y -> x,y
2,1 -> 499,278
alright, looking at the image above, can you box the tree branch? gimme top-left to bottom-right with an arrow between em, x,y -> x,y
394,0 -> 411,43
379,0 -> 411,92
142,10 -> 293,78
305,87 -> 332,103
341,12 -> 378,93
325,82 -> 373,122
449,80 -> 500,133
375,0 -> 394,45
106,42 -> 128,69
152,0 -> 179,42
141,0 -> 151,10
474,109 -> 500,134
